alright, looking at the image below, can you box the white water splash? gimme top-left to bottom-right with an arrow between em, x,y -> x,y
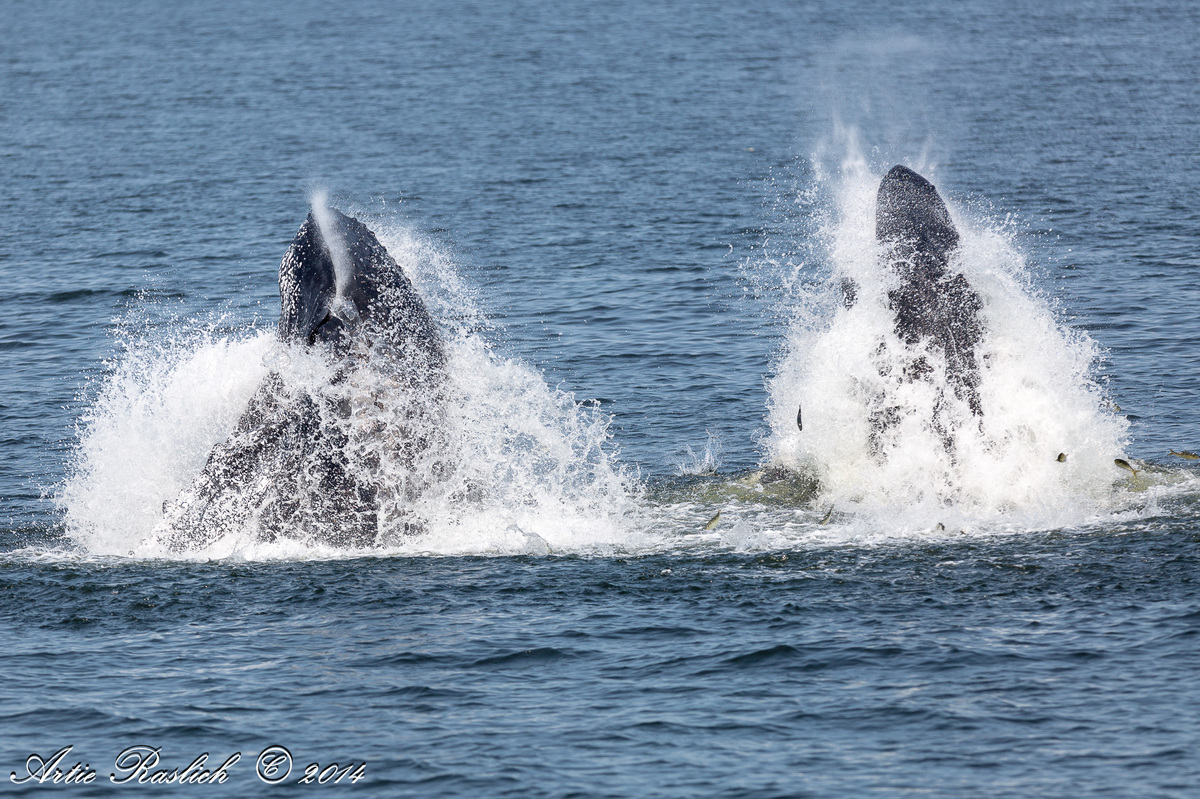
55,175 -> 1169,559
762,140 -> 1131,528
310,190 -> 356,309
61,216 -> 643,559
677,431 -> 723,476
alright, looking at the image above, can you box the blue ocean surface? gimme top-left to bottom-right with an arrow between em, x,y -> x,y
2,0 -> 1199,795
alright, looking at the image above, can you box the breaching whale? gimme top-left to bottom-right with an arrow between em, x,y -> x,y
876,165 -> 982,410
153,208 -> 446,552
844,165 -> 984,452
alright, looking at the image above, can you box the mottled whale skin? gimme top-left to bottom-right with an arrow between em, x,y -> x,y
280,209 -> 444,364
154,209 -> 444,552
877,165 -> 982,404
862,166 -> 984,450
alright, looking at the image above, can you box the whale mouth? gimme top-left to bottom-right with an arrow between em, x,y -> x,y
278,210 -> 370,352
277,206 -> 445,369
308,310 -> 340,346
278,211 -> 340,346
307,295 -> 362,346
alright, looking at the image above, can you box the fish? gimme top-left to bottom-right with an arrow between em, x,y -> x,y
1114,458 -> 1140,477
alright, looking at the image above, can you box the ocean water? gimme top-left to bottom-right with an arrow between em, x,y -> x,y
3,0 -> 1200,795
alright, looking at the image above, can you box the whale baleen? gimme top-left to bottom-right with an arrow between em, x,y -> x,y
153,208 -> 445,552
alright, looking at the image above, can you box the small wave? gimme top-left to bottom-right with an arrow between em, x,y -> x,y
469,647 -> 573,668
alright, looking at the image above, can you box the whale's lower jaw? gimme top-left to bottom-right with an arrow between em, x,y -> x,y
154,374 -> 379,552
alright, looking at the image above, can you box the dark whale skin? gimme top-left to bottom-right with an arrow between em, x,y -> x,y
851,166 -> 985,453
155,210 -> 444,552
279,209 -> 444,368
876,165 -> 983,417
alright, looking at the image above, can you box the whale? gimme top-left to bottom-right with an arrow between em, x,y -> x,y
153,208 -> 446,552
876,165 -> 982,409
841,165 -> 984,453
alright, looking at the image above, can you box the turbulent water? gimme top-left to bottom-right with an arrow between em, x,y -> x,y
3,0 -> 1200,795
765,147 -> 1133,529
61,217 -> 636,559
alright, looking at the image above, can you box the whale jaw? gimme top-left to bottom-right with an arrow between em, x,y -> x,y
876,164 -> 960,282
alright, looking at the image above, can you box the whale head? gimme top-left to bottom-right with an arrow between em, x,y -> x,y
876,165 -> 960,281
277,207 -> 444,367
